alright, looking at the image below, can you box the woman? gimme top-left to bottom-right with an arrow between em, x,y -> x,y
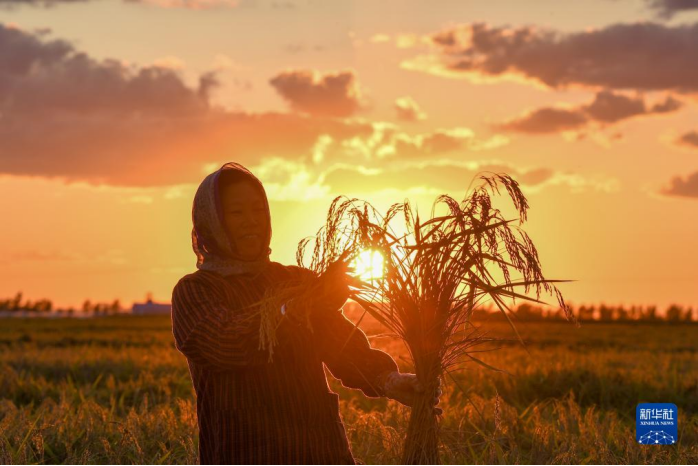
171,162 -> 440,464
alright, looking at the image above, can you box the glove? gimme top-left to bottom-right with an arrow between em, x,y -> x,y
378,371 -> 442,415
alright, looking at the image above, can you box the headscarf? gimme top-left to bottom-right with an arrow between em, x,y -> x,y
191,162 -> 272,276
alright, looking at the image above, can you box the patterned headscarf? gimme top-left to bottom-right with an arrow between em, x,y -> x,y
191,162 -> 272,276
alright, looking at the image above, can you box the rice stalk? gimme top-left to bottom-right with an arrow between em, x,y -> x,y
257,270 -> 320,362
259,171 -> 574,463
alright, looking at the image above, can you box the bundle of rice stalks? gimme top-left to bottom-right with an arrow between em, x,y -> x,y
259,172 -> 574,464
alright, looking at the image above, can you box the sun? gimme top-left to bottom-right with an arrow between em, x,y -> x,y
350,249 -> 384,281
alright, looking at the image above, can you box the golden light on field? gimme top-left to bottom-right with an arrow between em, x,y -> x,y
351,250 -> 384,282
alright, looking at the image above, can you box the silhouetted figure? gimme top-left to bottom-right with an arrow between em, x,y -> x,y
171,162 -> 439,464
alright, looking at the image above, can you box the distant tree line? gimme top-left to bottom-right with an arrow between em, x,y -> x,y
0,292 -> 122,315
0,291 -> 694,322
473,302 -> 695,322
0,292 -> 53,312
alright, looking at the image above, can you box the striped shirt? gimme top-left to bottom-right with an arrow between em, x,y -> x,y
171,261 -> 399,464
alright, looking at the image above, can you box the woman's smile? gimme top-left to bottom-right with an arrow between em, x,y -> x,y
236,233 -> 262,249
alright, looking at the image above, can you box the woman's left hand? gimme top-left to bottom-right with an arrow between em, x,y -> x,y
380,371 -> 443,415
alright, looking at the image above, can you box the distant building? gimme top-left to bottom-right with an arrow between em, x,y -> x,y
132,294 -> 171,315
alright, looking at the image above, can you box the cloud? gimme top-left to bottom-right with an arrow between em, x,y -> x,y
320,162 -> 550,195
518,167 -> 555,185
0,0 -> 239,8
676,130 -> 698,148
0,0 -> 86,8
584,91 -> 647,123
318,161 -> 617,196
135,0 -> 239,7
370,34 -> 391,44
0,23 -> 506,189
0,24 -> 218,116
660,171 -> 698,198
212,54 -> 244,71
404,22 -> 698,93
269,69 -> 366,117
496,107 -> 588,133
0,24 -> 374,186
394,96 -> 427,121
646,0 -> 698,19
648,95 -> 684,113
496,90 -> 682,134
323,123 -> 508,162
151,56 -> 186,70
369,32 -> 427,49
0,27 -> 508,190
248,153 -> 621,200
249,157 -> 328,201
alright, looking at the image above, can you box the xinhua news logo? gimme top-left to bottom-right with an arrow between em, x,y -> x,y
636,403 -> 678,445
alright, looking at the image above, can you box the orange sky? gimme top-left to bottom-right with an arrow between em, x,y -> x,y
1,0 -> 697,310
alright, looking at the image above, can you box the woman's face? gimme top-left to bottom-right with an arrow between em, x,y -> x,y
219,180 -> 269,260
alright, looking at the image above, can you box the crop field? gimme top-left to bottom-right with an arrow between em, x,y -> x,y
0,314 -> 695,464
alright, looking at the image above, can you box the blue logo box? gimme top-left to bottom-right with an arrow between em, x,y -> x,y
636,403 -> 678,445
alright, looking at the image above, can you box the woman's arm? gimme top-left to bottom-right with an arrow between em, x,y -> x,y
171,275 -> 298,371
285,264 -> 441,410
313,306 -> 399,398
283,264 -> 399,396
310,294 -> 441,412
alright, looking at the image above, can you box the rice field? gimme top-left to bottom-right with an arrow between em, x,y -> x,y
0,314 -> 695,464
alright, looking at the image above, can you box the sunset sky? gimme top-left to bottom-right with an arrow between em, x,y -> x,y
1,0 -> 697,310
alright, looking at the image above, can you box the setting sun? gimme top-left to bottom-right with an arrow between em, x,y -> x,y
350,249 -> 384,282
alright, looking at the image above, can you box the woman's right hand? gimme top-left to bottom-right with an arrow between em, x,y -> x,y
314,259 -> 364,312
318,260 -> 349,307
282,258 -> 361,322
